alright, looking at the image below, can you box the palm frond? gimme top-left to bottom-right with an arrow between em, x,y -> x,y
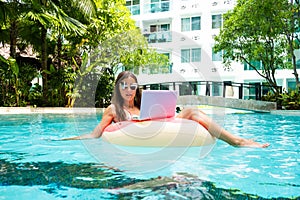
71,0 -> 96,18
50,1 -> 86,35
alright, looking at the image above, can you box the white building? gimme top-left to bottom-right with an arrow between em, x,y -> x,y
126,0 -> 299,99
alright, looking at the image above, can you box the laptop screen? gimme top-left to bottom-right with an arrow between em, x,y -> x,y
139,90 -> 178,120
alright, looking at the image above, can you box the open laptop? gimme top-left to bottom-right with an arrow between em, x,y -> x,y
132,90 -> 178,121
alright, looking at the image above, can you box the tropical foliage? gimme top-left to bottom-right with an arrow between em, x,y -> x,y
0,0 -> 169,107
262,89 -> 300,110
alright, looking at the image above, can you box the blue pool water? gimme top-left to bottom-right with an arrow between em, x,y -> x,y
0,112 -> 299,199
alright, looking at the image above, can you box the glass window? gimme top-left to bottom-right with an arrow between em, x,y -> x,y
287,80 -> 296,90
162,53 -> 170,59
212,14 -> 222,29
181,18 -> 190,32
181,48 -> 201,63
296,59 -> 300,69
212,49 -> 222,61
126,0 -> 140,15
181,16 -> 201,32
126,0 -> 140,5
191,16 -> 201,31
248,82 -> 258,99
212,82 -> 221,96
150,84 -> 160,90
191,48 -> 201,62
160,24 -> 170,31
181,49 -> 190,63
244,61 -> 263,70
150,24 -> 170,32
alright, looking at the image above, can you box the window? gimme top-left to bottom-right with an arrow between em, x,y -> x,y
212,49 -> 222,61
126,0 -> 139,5
150,0 -> 170,13
162,52 -> 170,59
150,24 -> 170,32
181,18 -> 190,32
181,16 -> 201,32
181,49 -> 190,63
126,0 -> 140,15
161,24 -> 169,31
248,82 -> 259,100
212,14 -> 222,29
287,79 -> 297,90
212,82 -> 221,96
147,24 -> 171,43
181,48 -> 201,63
296,59 -> 300,69
191,48 -> 201,62
244,61 -> 263,70
191,17 -> 201,30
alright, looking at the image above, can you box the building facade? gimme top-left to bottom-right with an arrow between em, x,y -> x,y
126,0 -> 299,99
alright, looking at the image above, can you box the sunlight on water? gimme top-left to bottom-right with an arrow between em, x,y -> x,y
0,113 -> 299,199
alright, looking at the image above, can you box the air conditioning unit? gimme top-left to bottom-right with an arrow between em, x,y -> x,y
192,4 -> 199,8
212,2 -> 218,6
224,0 -> 231,5
181,5 -> 186,9
180,37 -> 186,41
211,67 -> 217,72
192,35 -> 200,40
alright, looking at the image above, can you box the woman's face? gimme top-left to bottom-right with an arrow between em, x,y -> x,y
119,77 -> 138,103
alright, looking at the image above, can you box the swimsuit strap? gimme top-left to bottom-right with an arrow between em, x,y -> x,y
122,107 -> 134,120
110,104 -> 132,122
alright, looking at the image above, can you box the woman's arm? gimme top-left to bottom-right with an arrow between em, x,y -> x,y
62,105 -> 114,140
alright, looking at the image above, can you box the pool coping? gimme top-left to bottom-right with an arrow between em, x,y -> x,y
0,107 -> 104,114
0,107 -> 299,116
0,106 -> 254,115
270,110 -> 300,116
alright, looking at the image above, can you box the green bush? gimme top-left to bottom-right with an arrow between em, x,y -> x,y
262,90 -> 300,110
28,83 -> 43,107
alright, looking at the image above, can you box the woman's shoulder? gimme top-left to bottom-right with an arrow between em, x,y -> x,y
101,104 -> 116,120
105,104 -> 115,113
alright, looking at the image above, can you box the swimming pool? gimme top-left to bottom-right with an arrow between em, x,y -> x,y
0,111 -> 299,199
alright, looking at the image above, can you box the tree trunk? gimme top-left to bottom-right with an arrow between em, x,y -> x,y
41,27 -> 48,104
293,0 -> 300,89
9,19 -> 17,59
57,34 -> 65,105
291,53 -> 300,90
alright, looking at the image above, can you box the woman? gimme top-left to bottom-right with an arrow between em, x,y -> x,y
64,71 -> 269,148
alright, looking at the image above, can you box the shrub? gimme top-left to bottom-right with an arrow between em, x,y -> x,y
262,90 -> 300,110
28,83 -> 43,107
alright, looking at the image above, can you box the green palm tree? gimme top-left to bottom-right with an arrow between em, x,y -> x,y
21,0 -> 96,102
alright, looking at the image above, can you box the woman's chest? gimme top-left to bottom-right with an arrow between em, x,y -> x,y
124,107 -> 140,116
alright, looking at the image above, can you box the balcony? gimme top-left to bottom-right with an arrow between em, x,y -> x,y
144,1 -> 170,14
141,65 -> 172,74
144,31 -> 172,43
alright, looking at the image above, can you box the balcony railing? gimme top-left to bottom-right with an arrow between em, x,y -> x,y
144,31 -> 172,43
141,65 -> 172,74
144,1 -> 170,13
140,81 -> 282,101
